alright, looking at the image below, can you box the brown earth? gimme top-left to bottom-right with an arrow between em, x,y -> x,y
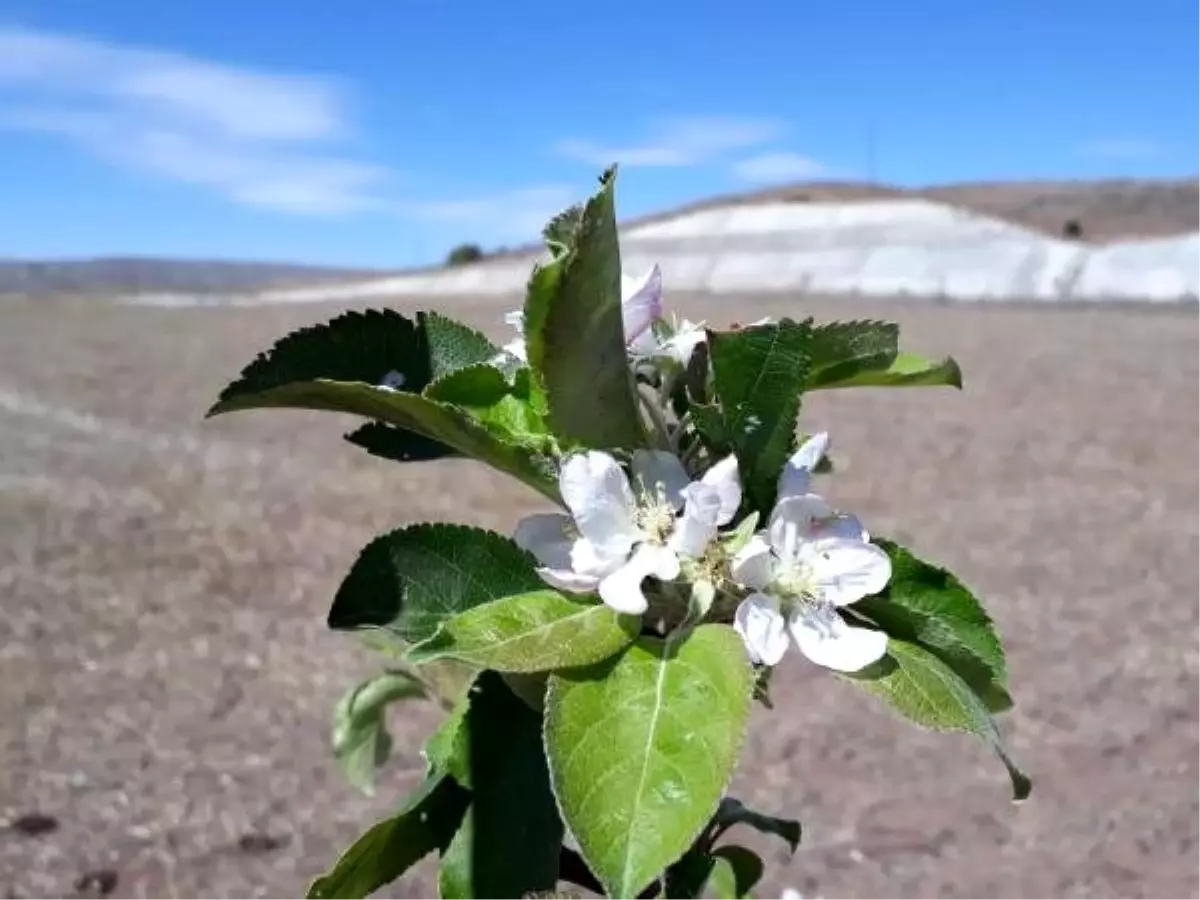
1,291 -> 1197,899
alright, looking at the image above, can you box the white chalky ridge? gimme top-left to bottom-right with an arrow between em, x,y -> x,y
122,199 -> 1199,307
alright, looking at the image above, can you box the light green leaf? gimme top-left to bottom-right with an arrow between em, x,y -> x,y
523,166 -> 646,450
331,670 -> 426,795
846,639 -> 1032,802
425,364 -> 552,449
306,774 -> 469,899
711,797 -> 801,854
328,524 -> 549,644
721,512 -> 760,555
436,673 -> 564,899
545,624 -> 754,899
814,350 -> 962,390
707,319 -> 816,511
424,687 -> 474,788
408,591 -> 639,672
853,539 -> 1011,712
805,319 -> 898,388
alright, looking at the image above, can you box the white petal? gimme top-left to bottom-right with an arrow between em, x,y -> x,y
620,264 -> 663,344
631,450 -> 690,508
536,567 -> 601,593
559,452 -> 640,555
812,511 -> 870,543
662,321 -> 707,365
747,316 -> 775,327
503,309 -> 525,329
730,534 -> 774,591
700,454 -> 742,524
627,327 -> 661,358
733,592 -> 790,666
778,432 -> 829,501
668,484 -> 723,558
806,537 -> 892,606
501,337 -> 528,362
513,513 -> 575,569
768,494 -> 832,552
569,537 -> 627,579
597,542 -> 679,614
788,606 -> 887,672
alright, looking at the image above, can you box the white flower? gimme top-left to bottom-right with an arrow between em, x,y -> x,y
500,264 -> 664,363
514,449 -> 741,615
730,435 -> 889,672
641,314 -> 778,367
376,370 -> 406,392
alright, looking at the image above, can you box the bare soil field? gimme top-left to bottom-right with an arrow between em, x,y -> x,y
1,291 -> 1197,899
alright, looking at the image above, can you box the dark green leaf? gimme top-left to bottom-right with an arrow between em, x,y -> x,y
328,524 -> 548,643
707,319 -> 815,511
665,845 -> 763,900
545,624 -> 754,899
332,670 -> 426,795
436,673 -> 564,899
711,797 -> 801,854
845,639 -> 1032,802
343,421 -> 456,464
523,166 -> 646,450
805,320 -> 898,388
306,774 -> 469,899
418,310 -> 500,379
407,590 -> 639,672
853,539 -> 1011,712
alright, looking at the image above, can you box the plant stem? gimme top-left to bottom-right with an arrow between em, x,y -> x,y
638,386 -> 674,451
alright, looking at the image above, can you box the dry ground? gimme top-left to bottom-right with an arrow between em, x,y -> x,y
1,291 -> 1197,899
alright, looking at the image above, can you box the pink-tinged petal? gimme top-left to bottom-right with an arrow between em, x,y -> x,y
734,592 -> 790,666
559,451 -> 640,556
777,432 -> 829,501
768,494 -> 833,553
806,538 -> 892,606
620,264 -> 663,344
730,534 -> 773,591
700,454 -> 742,525
597,542 -> 679,615
513,513 -> 574,569
631,450 -> 690,508
788,606 -> 887,672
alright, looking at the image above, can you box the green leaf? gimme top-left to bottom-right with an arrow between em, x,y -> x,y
523,166 -> 646,450
711,797 -> 801,854
306,773 -> 469,899
853,539 -> 1011,713
707,319 -> 815,512
343,421 -> 456,463
814,350 -> 963,390
424,687 -> 474,788
332,669 -> 426,795
209,377 -> 558,500
545,624 -> 754,899
425,364 -> 552,449
436,673 -> 564,899
328,524 -> 549,644
665,846 -> 763,900
846,639 -> 1032,802
408,591 -> 639,672
805,320 -> 898,388
418,310 -> 500,378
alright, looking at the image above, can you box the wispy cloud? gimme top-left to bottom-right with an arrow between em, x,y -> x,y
401,185 -> 576,243
732,151 -> 831,183
1077,137 -> 1169,160
555,115 -> 786,168
0,25 -> 387,214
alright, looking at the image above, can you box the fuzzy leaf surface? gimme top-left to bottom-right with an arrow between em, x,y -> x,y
408,591 -> 639,672
845,639 -> 1031,801
544,624 -> 754,899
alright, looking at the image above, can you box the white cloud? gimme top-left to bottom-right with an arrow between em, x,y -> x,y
1077,138 -> 1168,160
732,151 -> 830,183
0,25 -> 385,214
401,185 -> 576,243
555,115 -> 786,168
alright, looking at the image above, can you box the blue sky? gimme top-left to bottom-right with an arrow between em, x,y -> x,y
1,1 -> 1196,267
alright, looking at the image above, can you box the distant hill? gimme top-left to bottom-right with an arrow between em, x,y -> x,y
0,257 -> 387,296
